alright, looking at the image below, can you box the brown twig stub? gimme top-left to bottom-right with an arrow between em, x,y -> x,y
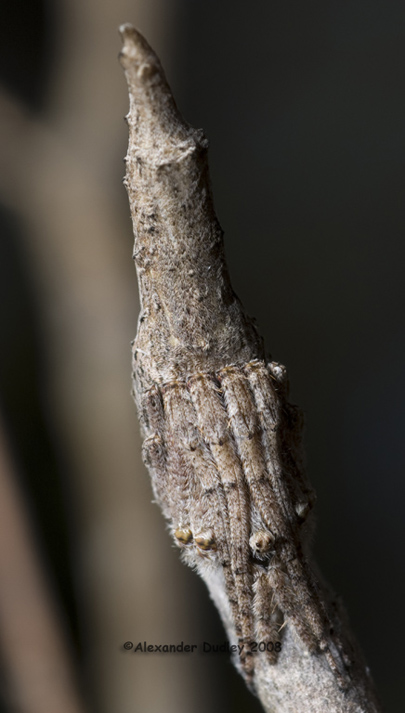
120,24 -> 382,713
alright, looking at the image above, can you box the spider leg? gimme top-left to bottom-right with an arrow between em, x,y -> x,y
188,373 -> 255,681
218,365 -> 290,537
220,363 -> 350,686
245,361 -> 351,676
252,570 -> 284,664
268,561 -> 349,688
141,386 -> 174,519
218,364 -> 300,663
267,563 -> 318,651
243,360 -> 311,524
161,381 -> 239,619
142,433 -> 170,516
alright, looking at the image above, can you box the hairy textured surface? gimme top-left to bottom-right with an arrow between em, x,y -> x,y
119,24 -> 382,713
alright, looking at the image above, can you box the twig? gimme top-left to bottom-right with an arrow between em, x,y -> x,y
119,24 -> 383,713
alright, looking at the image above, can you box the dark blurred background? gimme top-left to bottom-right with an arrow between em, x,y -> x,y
0,1 -> 404,712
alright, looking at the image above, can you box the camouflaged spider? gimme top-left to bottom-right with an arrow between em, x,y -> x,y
141,358 -> 350,688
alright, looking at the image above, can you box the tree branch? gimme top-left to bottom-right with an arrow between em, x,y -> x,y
119,24 -> 383,713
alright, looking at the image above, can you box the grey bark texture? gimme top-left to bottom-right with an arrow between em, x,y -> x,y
119,24 -> 383,713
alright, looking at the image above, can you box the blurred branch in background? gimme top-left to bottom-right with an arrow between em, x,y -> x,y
0,1 -> 236,712
0,415 -> 87,713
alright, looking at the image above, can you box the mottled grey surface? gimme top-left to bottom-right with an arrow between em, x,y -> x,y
120,25 -> 383,712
